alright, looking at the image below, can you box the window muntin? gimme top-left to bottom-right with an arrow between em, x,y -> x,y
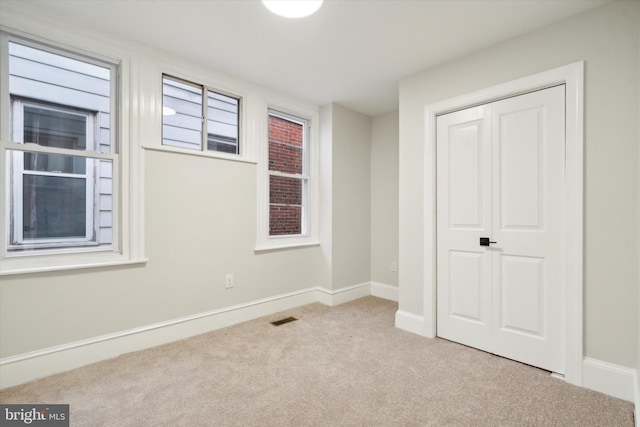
268,111 -> 308,237
6,40 -> 115,252
162,75 -> 240,155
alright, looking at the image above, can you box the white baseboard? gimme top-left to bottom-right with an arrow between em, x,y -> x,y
316,282 -> 372,306
395,309 -> 426,337
582,357 -> 637,402
371,281 -> 399,302
0,282 -> 398,389
0,287 -> 319,389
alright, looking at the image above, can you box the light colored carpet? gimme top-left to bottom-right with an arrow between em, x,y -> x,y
0,296 -> 634,426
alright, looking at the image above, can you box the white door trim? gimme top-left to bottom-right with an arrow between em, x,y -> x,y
423,62 -> 584,385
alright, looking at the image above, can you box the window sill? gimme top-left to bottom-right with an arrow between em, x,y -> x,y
254,241 -> 320,254
143,145 -> 257,165
0,252 -> 148,276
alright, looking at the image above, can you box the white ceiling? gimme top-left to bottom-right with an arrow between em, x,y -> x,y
4,0 -> 610,116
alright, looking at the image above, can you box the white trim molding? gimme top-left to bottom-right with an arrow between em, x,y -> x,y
315,282 -> 372,306
421,62 -> 584,386
395,310 -> 426,337
255,101 -> 320,252
371,282 -> 399,302
0,282 -> 397,389
0,288 -> 316,389
582,357 -> 637,402
0,18 -> 146,276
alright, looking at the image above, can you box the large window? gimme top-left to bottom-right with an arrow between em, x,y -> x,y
162,75 -> 240,155
268,110 -> 308,237
4,40 -> 115,252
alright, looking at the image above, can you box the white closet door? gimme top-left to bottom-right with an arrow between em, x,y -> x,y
436,85 -> 566,374
436,104 -> 492,353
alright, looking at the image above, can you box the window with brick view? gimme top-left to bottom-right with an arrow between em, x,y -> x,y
268,112 -> 307,236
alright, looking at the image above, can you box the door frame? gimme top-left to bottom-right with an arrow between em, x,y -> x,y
423,62 -> 584,385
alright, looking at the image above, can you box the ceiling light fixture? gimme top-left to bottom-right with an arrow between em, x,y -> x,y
262,0 -> 323,18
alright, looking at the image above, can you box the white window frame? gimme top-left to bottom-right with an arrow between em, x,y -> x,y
164,74 -> 242,155
147,67 -> 251,164
0,27 -> 145,275
267,110 -> 309,237
255,102 -> 319,252
10,98 -> 99,249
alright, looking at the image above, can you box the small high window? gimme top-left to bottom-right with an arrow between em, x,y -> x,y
162,75 -> 240,155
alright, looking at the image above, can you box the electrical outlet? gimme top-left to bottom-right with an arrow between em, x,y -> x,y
225,274 -> 234,289
391,262 -> 398,272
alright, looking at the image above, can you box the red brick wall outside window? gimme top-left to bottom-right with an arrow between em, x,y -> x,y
268,114 -> 305,236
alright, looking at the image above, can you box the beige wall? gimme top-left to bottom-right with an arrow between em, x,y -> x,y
0,26 -> 381,361
330,104 -> 372,289
0,94 -> 381,361
320,103 -> 397,292
1,6 -> 338,358
371,112 -> 399,287
0,149 -> 327,357
318,104 -> 335,291
399,0 -> 640,368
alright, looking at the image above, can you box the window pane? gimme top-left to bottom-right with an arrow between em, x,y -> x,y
24,105 -> 87,149
207,90 -> 239,154
163,77 -> 203,150
207,135 -> 238,153
9,42 -> 111,153
268,115 -> 303,174
270,175 -> 303,206
9,150 -> 114,247
22,175 -> 86,239
23,152 -> 86,174
269,175 -> 304,236
269,205 -> 302,236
